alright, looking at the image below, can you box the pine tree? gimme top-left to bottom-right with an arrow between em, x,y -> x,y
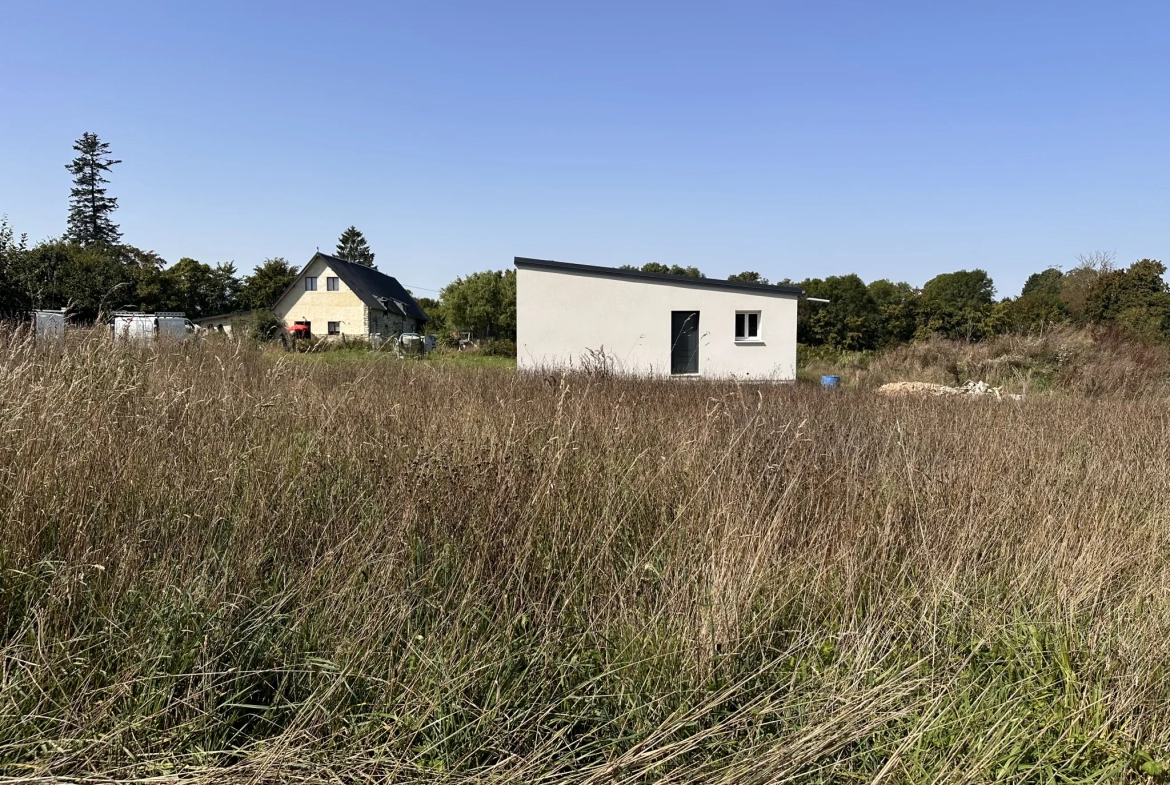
335,226 -> 375,267
65,133 -> 122,246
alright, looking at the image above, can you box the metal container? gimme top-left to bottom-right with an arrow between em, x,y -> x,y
32,310 -> 66,338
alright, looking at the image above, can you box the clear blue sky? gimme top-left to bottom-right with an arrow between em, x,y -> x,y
3,1 -> 1168,298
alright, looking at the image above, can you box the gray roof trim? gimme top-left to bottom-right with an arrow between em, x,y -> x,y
513,257 -> 804,297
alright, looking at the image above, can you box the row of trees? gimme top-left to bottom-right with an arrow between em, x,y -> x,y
392,255 -> 1170,350
585,256 -> 1170,350
0,133 -> 382,322
0,225 -> 386,323
6,198 -> 1167,348
0,208 -> 518,339
6,132 -> 1170,350
2,221 -> 307,322
788,253 -> 1170,350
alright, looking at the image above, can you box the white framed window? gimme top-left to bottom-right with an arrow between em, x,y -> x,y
327,276 -> 339,291
304,276 -> 317,291
735,311 -> 761,341
327,321 -> 341,335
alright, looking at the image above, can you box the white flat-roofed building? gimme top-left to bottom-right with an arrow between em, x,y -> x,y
515,258 -> 802,380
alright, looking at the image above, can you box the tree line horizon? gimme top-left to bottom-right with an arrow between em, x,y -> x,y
3,133 -> 1169,348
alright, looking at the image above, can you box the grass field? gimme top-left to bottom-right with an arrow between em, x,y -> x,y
284,345 -> 517,371
2,332 -> 1170,783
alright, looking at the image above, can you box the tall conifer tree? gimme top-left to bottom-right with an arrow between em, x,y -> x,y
65,133 -> 122,246
335,226 -> 376,267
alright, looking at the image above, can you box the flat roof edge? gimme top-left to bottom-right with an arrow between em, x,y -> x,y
514,257 -> 804,297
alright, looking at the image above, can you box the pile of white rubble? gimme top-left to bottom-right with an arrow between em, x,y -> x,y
877,380 -> 1022,400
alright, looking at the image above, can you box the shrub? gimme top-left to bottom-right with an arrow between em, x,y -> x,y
233,309 -> 285,343
479,337 -> 517,357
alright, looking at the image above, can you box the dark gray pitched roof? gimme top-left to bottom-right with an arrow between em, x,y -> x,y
513,257 -> 804,297
281,253 -> 429,322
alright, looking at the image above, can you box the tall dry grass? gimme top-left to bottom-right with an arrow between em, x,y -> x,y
2,330 -> 1170,783
802,326 -> 1170,398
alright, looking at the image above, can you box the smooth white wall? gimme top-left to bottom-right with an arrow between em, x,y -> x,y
517,267 -> 798,380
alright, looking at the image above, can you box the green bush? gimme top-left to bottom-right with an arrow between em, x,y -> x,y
479,337 -> 517,357
234,309 -> 285,343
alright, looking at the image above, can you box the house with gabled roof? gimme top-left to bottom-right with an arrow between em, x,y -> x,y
272,252 -> 429,339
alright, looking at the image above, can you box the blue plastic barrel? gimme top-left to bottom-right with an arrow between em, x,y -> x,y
821,375 -> 841,388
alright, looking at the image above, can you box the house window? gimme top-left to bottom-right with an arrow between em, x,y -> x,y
305,276 -> 317,291
327,277 -> 339,291
328,321 -> 341,335
735,311 -> 761,341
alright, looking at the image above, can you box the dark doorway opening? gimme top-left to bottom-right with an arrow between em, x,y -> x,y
670,311 -> 700,375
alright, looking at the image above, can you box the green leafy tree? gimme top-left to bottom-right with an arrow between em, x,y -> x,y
0,217 -> 30,315
11,241 -> 133,321
918,269 -> 997,341
1060,252 -> 1114,322
1083,259 -> 1170,340
65,133 -> 122,246
118,246 -> 170,312
728,271 -> 769,284
1002,267 -> 1069,331
620,262 -> 705,278
241,257 -> 299,310
441,269 -> 516,340
59,245 -> 137,320
867,279 -> 920,345
336,226 -> 376,267
1001,293 -> 1068,332
161,258 -> 242,318
415,296 -> 446,335
624,262 -> 667,274
798,274 -> 884,350
1021,267 -> 1064,298
498,270 -> 516,336
209,264 -> 242,315
8,240 -> 64,310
